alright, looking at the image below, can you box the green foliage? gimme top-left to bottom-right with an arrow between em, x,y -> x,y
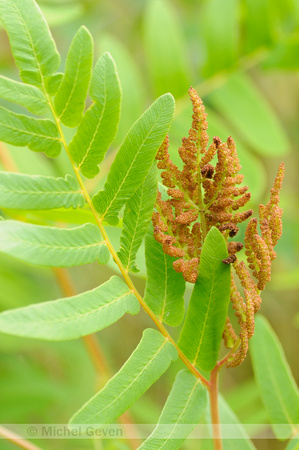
0,0 -> 296,449
0,107 -> 61,157
54,26 -> 93,127
0,276 -> 139,340
69,52 -> 121,178
92,93 -> 175,225
118,164 -> 158,273
250,315 -> 299,440
179,228 -> 231,371
140,370 -> 207,449
208,73 -> 289,156
0,221 -> 110,266
144,224 -> 186,327
69,329 -> 178,426
143,0 -> 191,98
0,75 -> 48,114
0,0 -> 60,87
0,172 -> 85,209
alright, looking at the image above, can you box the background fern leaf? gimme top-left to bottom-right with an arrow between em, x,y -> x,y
69,52 -> 121,178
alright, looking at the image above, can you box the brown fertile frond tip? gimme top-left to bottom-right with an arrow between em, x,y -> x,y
152,88 -> 284,368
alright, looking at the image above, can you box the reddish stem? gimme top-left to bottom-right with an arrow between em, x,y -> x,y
208,366 -> 223,450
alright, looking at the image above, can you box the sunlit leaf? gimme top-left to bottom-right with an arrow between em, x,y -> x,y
0,106 -> 61,157
118,165 -> 158,273
69,329 -> 178,425
98,34 -> 145,143
200,0 -> 239,76
208,73 -> 290,156
263,36 -> 299,70
0,172 -> 85,210
0,75 -> 48,115
0,276 -> 139,340
243,0 -> 276,52
250,315 -> 299,440
69,52 -> 121,178
179,227 -> 230,372
0,220 -> 110,267
0,0 -> 60,87
92,93 -> 175,225
140,370 -> 207,449
54,26 -> 93,127
144,224 -> 185,327
143,0 -> 191,98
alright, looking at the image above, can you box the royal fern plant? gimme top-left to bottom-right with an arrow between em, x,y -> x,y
0,1 -> 295,449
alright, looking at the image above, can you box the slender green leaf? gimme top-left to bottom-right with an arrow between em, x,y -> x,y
178,227 -> 230,372
0,0 -> 60,87
98,34 -> 145,143
263,36 -> 299,70
0,220 -> 110,267
286,433 -> 299,450
69,52 -> 121,178
0,276 -> 139,340
0,172 -> 85,210
143,0 -> 191,98
250,315 -> 299,440
0,106 -> 61,158
144,224 -> 185,327
69,328 -> 178,425
45,73 -> 63,95
0,75 -> 48,115
54,26 -> 93,127
208,73 -> 290,156
200,0 -> 239,77
92,93 -> 175,225
118,165 -> 158,273
244,0 -> 276,52
140,370 -> 207,449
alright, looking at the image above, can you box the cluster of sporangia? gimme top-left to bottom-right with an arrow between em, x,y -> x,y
153,87 -> 284,367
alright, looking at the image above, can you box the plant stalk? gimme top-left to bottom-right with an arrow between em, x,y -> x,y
209,366 -> 223,450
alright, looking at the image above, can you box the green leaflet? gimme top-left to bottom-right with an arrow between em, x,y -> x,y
143,0 -> 191,98
54,26 -> 93,128
178,227 -> 231,372
140,370 -> 207,449
208,73 -> 290,157
250,315 -> 299,440
45,73 -> 63,95
69,52 -> 121,178
144,225 -> 185,327
118,165 -> 158,273
0,75 -> 48,115
0,276 -> 139,340
69,329 -> 178,426
0,0 -> 60,87
0,172 -> 85,210
99,34 -> 145,143
0,220 -> 110,267
244,0 -> 275,52
200,0 -> 239,77
0,106 -> 61,158
263,37 -> 299,70
92,93 -> 175,225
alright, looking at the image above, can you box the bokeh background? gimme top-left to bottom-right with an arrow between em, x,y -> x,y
0,0 -> 298,449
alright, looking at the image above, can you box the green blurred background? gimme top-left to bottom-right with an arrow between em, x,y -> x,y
0,0 -> 298,449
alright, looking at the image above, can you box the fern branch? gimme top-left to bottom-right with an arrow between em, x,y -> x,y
43,82 -> 211,389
